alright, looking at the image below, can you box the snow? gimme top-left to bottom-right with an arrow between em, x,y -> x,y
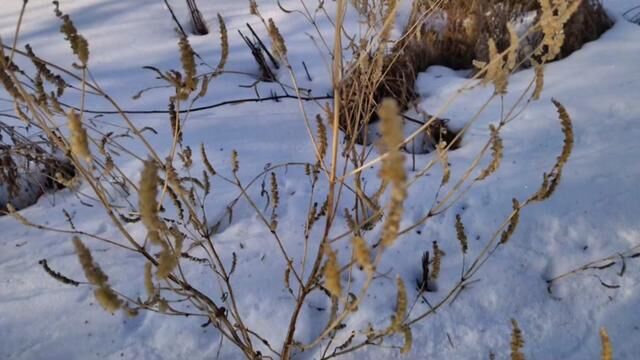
1,0 -> 639,359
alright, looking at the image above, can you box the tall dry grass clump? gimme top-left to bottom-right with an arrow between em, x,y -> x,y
335,0 -> 610,154
401,0 -> 611,71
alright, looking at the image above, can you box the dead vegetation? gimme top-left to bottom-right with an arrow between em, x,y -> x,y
0,121 -> 75,212
338,0 -> 611,147
0,0 -> 613,359
402,0 -> 611,70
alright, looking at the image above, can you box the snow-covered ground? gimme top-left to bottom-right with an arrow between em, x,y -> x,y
1,0 -> 639,359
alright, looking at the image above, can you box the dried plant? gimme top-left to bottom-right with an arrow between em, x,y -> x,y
510,319 -> 526,360
477,125 -> 504,181
600,328 -> 612,360
377,99 -> 407,248
455,214 -> 468,254
500,199 -> 521,244
352,236 -> 373,273
216,14 -> 229,72
73,237 -> 122,312
430,241 -> 443,282
529,99 -> 573,202
178,36 -> 197,98
0,1 -> 589,359
58,12 -> 89,66
324,244 -> 342,298
67,109 -> 91,162
139,159 -> 164,244
267,18 -> 288,61
389,276 -> 407,331
532,61 -> 545,100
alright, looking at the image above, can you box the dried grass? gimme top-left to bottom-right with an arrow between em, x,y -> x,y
405,0 -> 611,71
338,0 -> 609,149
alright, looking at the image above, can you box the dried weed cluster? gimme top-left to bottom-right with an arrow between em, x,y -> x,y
337,0 -> 609,149
0,0 -> 603,359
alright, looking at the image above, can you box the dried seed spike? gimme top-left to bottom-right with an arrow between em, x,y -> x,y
166,185 -> 184,221
506,22 -> 519,71
168,98 -> 182,143
181,252 -> 208,264
144,262 -> 156,299
270,172 -> 280,211
267,18 -> 287,60
26,44 -> 68,95
50,92 -> 64,113
165,159 -> 186,196
59,14 -> 89,65
94,286 -> 122,313
430,241 -> 442,281
157,234 -> 183,279
270,218 -> 278,232
73,237 -> 121,313
476,125 -> 503,181
178,36 -> 197,94
491,39 -> 508,95
283,266 -> 292,294
181,146 -> 192,169
455,214 -> 468,254
344,208 -> 356,232
139,159 -> 164,244
231,150 -> 239,174
436,141 -> 450,184
0,69 -> 24,102
400,325 -> 413,354
323,244 -> 342,299
316,114 -> 327,165
390,275 -> 407,331
103,155 -> 114,175
197,74 -> 211,99
510,319 -> 526,360
39,259 -> 80,286
377,98 -> 404,152
552,99 -> 574,170
249,0 -> 260,16
532,62 -> 544,100
216,14 -> 229,72
600,327 -> 612,360
336,330 -> 356,351
352,236 -> 372,273
34,73 -> 48,106
475,37 -> 508,94
501,198 -> 521,244
68,109 -> 91,162
529,100 -> 573,201
73,236 -> 108,287
200,143 -> 216,175
202,170 -> 211,195
377,99 -> 407,248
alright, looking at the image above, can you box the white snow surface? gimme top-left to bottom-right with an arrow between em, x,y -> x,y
1,1 -> 639,359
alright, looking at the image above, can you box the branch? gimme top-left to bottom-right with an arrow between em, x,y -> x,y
58,94 -> 333,115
